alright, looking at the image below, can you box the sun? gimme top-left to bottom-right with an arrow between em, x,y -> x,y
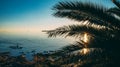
80,48 -> 90,54
83,33 -> 88,43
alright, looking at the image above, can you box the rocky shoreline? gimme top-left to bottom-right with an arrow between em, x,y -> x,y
0,50 -> 83,67
0,47 -> 116,67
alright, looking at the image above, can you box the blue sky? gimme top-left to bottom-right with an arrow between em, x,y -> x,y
0,0 -> 117,35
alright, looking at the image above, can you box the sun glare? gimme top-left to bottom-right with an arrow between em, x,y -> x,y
83,33 -> 88,43
80,48 -> 90,54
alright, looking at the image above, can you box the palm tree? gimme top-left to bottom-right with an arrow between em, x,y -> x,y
44,0 -> 120,66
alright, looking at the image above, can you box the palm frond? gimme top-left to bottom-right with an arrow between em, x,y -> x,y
53,1 -> 120,28
61,44 -> 83,53
44,24 -> 114,39
54,10 -> 112,29
107,7 -> 120,17
112,0 -> 120,8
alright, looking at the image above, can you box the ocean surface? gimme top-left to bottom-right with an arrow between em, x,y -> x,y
0,33 -> 73,60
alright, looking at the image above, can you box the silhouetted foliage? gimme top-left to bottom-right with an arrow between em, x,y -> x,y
45,0 -> 120,67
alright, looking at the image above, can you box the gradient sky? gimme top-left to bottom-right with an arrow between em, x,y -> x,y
0,0 -> 117,36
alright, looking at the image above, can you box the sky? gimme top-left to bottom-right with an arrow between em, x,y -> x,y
0,0 -> 117,36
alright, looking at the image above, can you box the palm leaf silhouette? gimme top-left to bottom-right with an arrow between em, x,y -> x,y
44,0 -> 120,66
53,1 -> 120,29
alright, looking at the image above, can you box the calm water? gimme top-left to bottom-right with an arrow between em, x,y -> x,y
0,33 -> 73,60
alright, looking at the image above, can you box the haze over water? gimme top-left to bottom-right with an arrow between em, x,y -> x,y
0,33 -> 74,60
0,0 -> 115,60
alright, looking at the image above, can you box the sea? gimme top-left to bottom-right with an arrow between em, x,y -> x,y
0,33 -> 73,60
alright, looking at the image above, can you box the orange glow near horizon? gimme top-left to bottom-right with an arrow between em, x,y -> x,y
0,20 -> 80,35
0,27 -> 42,35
